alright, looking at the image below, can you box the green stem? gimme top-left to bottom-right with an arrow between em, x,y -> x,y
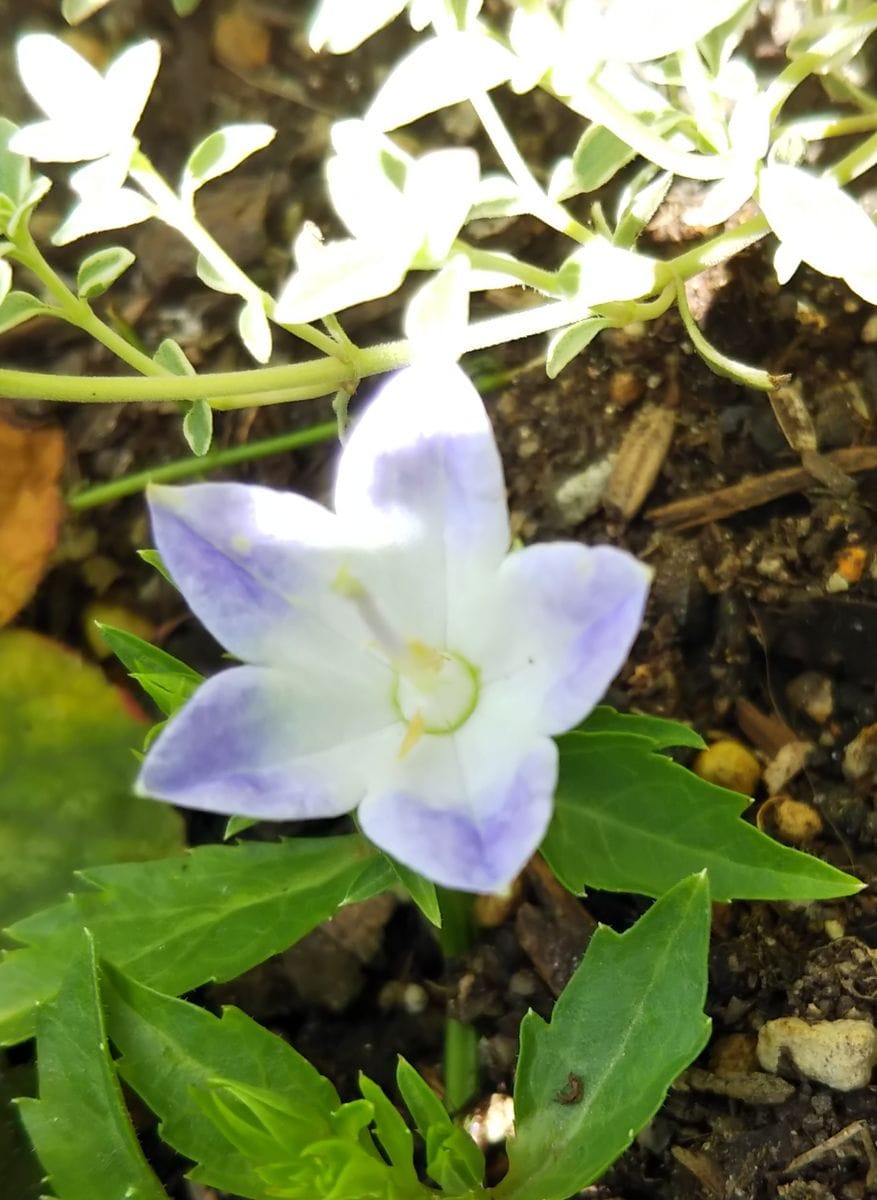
437,888 -> 478,1113
468,90 -> 592,244
457,241 -> 561,295
129,150 -> 341,360
11,226 -> 164,378
67,421 -> 338,509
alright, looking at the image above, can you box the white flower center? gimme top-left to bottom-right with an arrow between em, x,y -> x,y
393,646 -> 479,735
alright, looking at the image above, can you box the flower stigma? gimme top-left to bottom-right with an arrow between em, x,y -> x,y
332,564 -> 480,754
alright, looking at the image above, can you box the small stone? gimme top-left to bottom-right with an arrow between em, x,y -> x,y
213,8 -> 271,71
786,671 -> 834,724
767,796 -> 824,845
757,1016 -> 877,1090
553,456 -> 615,526
862,313 -> 877,343
763,740 -> 813,795
843,723 -> 877,781
608,370 -> 644,407
826,571 -> 850,593
694,739 -> 761,796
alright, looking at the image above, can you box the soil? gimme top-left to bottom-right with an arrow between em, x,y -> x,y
5,2 -> 877,1199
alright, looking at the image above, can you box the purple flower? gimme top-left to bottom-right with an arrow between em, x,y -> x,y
137,363 -> 650,893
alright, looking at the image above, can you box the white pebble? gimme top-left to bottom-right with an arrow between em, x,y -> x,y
757,1016 -> 877,1091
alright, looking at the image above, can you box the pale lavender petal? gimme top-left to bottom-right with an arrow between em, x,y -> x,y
334,363 -> 510,645
477,542 -> 651,735
137,664 -> 400,818
358,700 -> 557,892
147,482 -> 386,686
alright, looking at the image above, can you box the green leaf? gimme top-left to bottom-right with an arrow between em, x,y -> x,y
0,290 -> 50,334
578,704 -> 705,749
358,1074 -> 418,1184
0,119 -> 30,208
0,836 -> 385,1046
546,317 -> 613,379
137,547 -> 175,586
97,622 -> 203,716
196,252 -> 238,295
274,235 -> 410,326
171,0 -> 202,12
404,254 -> 469,361
0,1063 -> 42,1200
183,397 -> 213,456
237,298 -> 272,364
396,1057 -> 484,1193
366,32 -> 514,130
498,875 -> 711,1200
224,814 -> 259,840
613,167 -> 673,248
570,124 -> 638,193
182,124 -> 275,195
386,857 -> 441,927
17,929 -> 167,1200
76,245 -> 135,298
543,730 -> 862,902
62,0 -> 114,20
0,258 -> 10,305
0,629 -> 183,930
103,965 -> 338,1198
153,336 -> 194,375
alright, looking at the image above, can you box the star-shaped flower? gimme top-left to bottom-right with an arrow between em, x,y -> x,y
137,364 -> 650,893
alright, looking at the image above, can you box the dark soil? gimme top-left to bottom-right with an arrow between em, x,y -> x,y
5,2 -> 877,1198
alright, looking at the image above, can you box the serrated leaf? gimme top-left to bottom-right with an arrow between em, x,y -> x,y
358,1074 -> 418,1183
0,836 -> 385,1046
153,336 -> 194,375
76,244 -> 135,299
182,123 -> 275,196
103,965 -> 339,1198
310,0 -> 407,52
542,731 -> 861,902
578,704 -> 705,749
498,875 -> 711,1200
546,317 -> 613,378
17,929 -> 167,1200
97,623 -> 202,716
0,629 -> 183,929
0,290 -> 50,334
237,298 -> 272,364
396,1057 -> 484,1193
183,397 -> 213,456
366,32 -> 515,130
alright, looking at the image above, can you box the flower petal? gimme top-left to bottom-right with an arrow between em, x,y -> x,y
359,693 -> 557,892
335,363 -> 510,645
478,542 -> 650,735
146,481 -> 390,688
138,664 -> 399,818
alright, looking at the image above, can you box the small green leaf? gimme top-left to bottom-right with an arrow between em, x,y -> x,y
614,168 -> 673,248
137,548 -> 175,586
404,254 -> 469,361
183,397 -> 213,456
571,124 -> 638,193
385,857 -> 441,927
224,815 -> 259,840
358,1074 -> 418,1182
396,1057 -> 484,1193
543,731 -> 861,902
153,336 -> 194,375
274,235 -> 410,325
0,259 -> 11,306
76,245 -> 135,299
237,298 -> 272,364
0,119 -> 30,208
0,290 -> 50,334
0,835 -> 385,1046
17,929 -> 167,1200
0,629 -> 183,930
104,965 -> 338,1198
182,124 -> 275,195
546,317 -> 614,378
578,704 -> 705,749
62,0 -> 114,21
196,253 -> 237,295
171,0 -> 202,12
499,875 -> 711,1200
97,623 -> 202,716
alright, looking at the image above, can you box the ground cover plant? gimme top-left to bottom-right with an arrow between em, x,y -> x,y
1,1 -> 877,1197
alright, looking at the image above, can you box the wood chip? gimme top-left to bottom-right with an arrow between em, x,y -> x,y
647,446 -> 877,531
735,698 -> 798,758
604,404 -> 676,521
670,1144 -> 726,1197
769,382 -> 818,452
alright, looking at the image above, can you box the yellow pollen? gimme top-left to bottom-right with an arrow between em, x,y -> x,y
331,564 -> 366,598
398,710 -> 426,759
405,640 -> 445,674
